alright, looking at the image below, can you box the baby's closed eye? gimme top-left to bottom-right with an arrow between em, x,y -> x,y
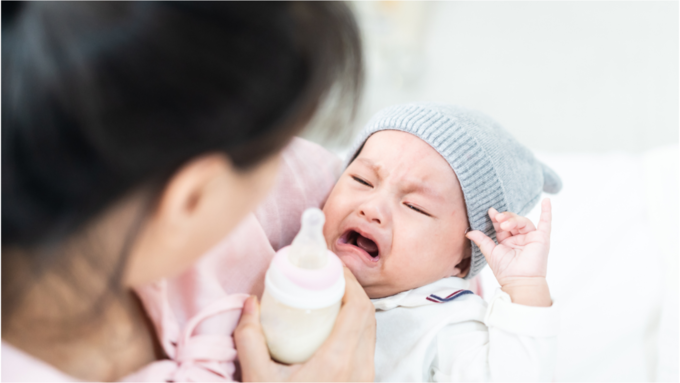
404,203 -> 430,216
352,176 -> 372,187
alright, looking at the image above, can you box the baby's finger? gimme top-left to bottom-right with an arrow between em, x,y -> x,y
493,210 -> 510,223
488,207 -> 500,221
499,214 -> 536,234
494,211 -> 516,232
487,207 -> 504,235
466,230 -> 497,260
537,198 -> 552,237
489,208 -> 512,242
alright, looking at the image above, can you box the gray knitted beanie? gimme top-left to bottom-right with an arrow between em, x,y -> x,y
346,103 -> 562,279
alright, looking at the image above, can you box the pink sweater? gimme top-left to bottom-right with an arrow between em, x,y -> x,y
1,138 -> 343,382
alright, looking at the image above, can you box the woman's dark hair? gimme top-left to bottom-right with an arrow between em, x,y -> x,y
2,2 -> 362,325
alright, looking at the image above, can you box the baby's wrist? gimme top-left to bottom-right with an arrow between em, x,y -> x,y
500,277 -> 552,307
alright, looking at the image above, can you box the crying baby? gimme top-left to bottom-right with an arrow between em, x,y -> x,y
321,103 -> 563,382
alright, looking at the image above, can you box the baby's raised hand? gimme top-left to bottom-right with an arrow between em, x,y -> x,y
466,198 -> 553,307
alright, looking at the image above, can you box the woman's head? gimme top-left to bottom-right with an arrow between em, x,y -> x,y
2,2 -> 362,326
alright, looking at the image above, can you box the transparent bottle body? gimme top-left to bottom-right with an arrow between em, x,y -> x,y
260,289 -> 341,364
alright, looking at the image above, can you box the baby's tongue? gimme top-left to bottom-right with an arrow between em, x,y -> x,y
356,235 -> 378,253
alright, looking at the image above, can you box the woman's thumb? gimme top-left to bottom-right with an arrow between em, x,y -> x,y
465,230 -> 496,260
234,296 -> 271,380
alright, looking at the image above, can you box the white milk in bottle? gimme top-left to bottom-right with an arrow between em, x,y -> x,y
260,208 -> 345,364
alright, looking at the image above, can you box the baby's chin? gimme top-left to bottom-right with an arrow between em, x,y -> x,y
363,283 -> 407,299
335,253 -> 381,292
335,256 -> 404,299
336,253 -> 369,281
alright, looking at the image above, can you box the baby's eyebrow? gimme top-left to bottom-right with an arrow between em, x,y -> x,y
356,157 -> 445,202
402,180 -> 445,202
357,157 -> 381,173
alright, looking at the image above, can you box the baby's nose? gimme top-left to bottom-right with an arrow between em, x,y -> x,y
359,204 -> 383,225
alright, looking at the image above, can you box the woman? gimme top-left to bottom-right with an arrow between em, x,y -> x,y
2,2 -> 375,381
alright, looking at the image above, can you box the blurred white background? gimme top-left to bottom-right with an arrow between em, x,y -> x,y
342,1 -> 678,155
304,2 -> 679,382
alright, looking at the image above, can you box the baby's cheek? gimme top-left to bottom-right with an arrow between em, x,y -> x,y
322,194 -> 342,235
396,233 -> 450,284
386,242 -> 424,286
323,182 -> 350,216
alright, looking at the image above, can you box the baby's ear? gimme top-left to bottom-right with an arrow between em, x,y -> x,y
452,255 -> 471,278
450,236 -> 472,277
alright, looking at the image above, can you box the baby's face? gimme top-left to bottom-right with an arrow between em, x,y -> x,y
323,130 -> 471,298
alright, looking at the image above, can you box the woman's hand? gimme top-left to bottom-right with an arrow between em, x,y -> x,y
466,198 -> 553,307
234,267 -> 376,382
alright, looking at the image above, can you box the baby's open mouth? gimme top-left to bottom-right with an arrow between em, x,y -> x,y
340,230 -> 380,258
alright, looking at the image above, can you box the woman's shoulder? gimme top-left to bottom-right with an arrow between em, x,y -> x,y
274,137 -> 343,205
254,137 -> 342,250
283,137 -> 343,176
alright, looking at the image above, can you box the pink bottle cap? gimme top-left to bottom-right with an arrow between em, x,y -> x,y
272,246 -> 343,290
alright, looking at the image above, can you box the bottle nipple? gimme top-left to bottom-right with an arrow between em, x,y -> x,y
288,208 -> 328,269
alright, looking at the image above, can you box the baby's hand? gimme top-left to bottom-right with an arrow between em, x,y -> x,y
466,198 -> 553,307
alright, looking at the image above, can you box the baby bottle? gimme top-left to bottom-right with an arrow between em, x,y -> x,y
259,208 -> 345,364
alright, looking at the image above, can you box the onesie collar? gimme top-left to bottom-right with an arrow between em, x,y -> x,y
371,277 -> 473,311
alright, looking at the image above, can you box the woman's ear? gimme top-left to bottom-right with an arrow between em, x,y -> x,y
126,152 -> 281,286
125,153 -> 234,285
157,153 -> 232,226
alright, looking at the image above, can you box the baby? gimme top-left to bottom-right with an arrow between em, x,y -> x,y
321,103 -> 562,381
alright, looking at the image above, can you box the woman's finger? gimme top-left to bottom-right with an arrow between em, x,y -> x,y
234,296 -> 274,382
237,270 -> 376,382
326,269 -> 375,353
344,268 -> 376,382
306,268 -> 376,381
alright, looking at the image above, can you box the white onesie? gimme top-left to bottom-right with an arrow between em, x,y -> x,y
371,277 -> 559,382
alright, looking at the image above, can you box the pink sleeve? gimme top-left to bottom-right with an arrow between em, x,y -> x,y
254,137 -> 342,251
1,342 -> 78,382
